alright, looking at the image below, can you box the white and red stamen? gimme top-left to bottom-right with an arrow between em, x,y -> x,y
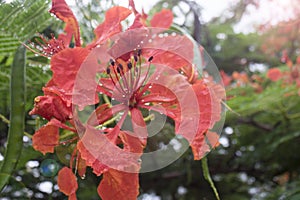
104,51 -> 153,109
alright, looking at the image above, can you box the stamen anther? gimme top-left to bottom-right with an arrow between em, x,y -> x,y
148,56 -> 154,62
127,62 -> 132,70
106,67 -> 111,74
137,49 -> 142,56
110,59 -> 115,66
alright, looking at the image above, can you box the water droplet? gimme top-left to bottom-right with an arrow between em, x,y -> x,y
137,159 -> 142,163
148,85 -> 153,89
40,159 -> 59,177
148,39 -> 153,43
81,174 -> 86,179
171,32 -> 177,37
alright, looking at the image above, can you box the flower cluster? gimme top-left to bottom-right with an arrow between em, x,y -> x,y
29,0 -> 225,199
266,51 -> 300,95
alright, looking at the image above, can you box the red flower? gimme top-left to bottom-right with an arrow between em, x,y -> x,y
29,87 -> 72,122
267,68 -> 282,82
220,70 -> 232,87
29,1 -> 225,200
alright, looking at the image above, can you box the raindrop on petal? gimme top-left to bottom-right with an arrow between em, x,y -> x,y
81,174 -> 86,180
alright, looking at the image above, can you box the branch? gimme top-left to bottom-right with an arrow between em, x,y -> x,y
238,117 -> 273,131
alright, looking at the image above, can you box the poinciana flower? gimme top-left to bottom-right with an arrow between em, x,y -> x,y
29,0 -> 225,199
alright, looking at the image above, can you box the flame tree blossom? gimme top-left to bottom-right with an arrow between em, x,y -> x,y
29,0 -> 225,199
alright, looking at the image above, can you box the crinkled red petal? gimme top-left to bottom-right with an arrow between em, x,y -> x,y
97,169 -> 139,200
29,94 -> 72,122
190,81 -> 223,160
51,47 -> 90,93
142,34 -> 194,71
50,0 -> 81,46
32,120 -> 60,155
77,126 -> 141,175
191,131 -> 220,160
93,6 -> 132,45
150,9 -> 173,29
57,167 -> 78,198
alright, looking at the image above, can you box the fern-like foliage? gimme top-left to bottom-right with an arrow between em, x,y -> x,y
0,0 -> 55,115
0,0 -> 55,56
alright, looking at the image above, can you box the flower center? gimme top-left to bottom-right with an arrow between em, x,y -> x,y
106,51 -> 153,108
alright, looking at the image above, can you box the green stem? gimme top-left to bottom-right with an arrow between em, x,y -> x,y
103,94 -> 111,106
201,157 -> 220,200
0,113 -> 32,138
0,45 -> 26,191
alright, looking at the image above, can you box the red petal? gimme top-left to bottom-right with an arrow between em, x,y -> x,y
51,47 -> 90,92
128,0 -> 147,29
29,94 -> 72,122
57,167 -> 78,197
77,154 -> 87,178
49,0 -> 81,46
72,46 -> 112,108
129,14 -> 144,29
129,0 -> 138,15
206,131 -> 220,148
191,131 -> 220,160
77,140 -> 109,176
267,68 -> 282,82
220,70 -> 232,87
297,55 -> 300,65
143,34 -> 194,71
190,83 -> 212,159
94,6 -> 131,44
77,126 -> 141,175
32,120 -> 59,154
119,131 -> 145,154
139,93 -> 176,104
130,108 -> 147,145
97,169 -> 139,200
150,9 -> 173,29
